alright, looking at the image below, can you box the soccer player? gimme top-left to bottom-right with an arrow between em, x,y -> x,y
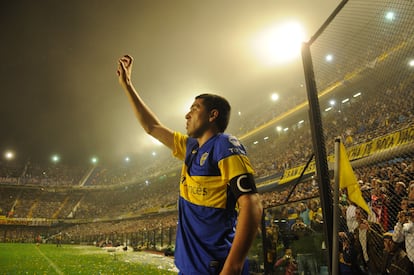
117,55 -> 263,275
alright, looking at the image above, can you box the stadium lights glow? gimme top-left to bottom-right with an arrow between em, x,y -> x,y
271,93 -> 279,102
342,98 -> 350,104
409,59 -> 414,67
91,157 -> 98,164
385,11 -> 395,21
325,54 -> 333,62
276,126 -> 282,132
51,155 -> 60,163
4,151 -> 14,160
125,157 -> 130,162
353,92 -> 362,98
329,100 -> 336,106
238,111 -> 242,116
152,151 -> 157,156
325,107 -> 332,112
252,21 -> 306,65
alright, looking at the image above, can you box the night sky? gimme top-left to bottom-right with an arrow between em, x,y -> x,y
0,0 -> 340,165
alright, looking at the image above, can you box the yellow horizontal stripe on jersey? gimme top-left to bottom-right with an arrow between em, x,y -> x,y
180,173 -> 227,209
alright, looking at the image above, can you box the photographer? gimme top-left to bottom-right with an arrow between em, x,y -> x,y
274,248 -> 297,275
393,202 -> 414,268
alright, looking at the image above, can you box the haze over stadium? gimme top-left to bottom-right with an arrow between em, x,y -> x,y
0,0 -> 340,165
2,1 -> 414,274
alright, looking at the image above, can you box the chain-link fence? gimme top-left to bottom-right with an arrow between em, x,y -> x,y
257,0 -> 414,274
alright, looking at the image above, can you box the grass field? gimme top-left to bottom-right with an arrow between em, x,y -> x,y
0,243 -> 178,274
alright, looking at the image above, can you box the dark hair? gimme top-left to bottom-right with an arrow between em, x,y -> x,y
195,93 -> 231,132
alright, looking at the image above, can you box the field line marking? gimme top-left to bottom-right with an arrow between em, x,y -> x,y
35,246 -> 64,275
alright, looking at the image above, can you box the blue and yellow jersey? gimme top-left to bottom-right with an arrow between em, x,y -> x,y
173,131 -> 256,274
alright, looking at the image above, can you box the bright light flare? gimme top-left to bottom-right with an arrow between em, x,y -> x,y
4,150 -> 14,160
385,11 -> 395,21
271,93 -> 279,102
51,155 -> 60,163
91,157 -> 98,164
252,21 -> 306,65
325,54 -> 334,62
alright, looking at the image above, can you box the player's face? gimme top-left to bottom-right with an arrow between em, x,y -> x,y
185,98 -> 211,138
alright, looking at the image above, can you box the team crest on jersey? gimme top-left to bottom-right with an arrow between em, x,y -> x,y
228,135 -> 241,147
200,152 -> 209,166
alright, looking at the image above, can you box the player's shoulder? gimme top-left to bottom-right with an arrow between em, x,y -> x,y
214,133 -> 247,156
216,133 -> 242,147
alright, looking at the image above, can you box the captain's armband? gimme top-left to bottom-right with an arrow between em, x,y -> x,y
229,173 -> 257,199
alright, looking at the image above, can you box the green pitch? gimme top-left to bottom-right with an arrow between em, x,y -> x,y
0,243 -> 177,274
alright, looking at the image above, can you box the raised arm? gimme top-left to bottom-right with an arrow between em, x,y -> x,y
117,55 -> 174,150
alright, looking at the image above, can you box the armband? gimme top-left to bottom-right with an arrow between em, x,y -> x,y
229,173 -> 257,199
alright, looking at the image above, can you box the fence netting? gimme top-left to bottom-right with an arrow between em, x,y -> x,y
259,0 -> 414,274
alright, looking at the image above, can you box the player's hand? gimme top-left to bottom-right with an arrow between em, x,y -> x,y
117,55 -> 133,88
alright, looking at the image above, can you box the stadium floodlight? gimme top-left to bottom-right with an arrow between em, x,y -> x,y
385,11 -> 395,21
51,154 -> 60,163
276,126 -> 282,132
271,93 -> 279,102
91,157 -> 98,164
4,150 -> 14,160
329,99 -> 336,106
252,21 -> 306,65
409,59 -> 414,67
125,157 -> 130,163
325,54 -> 333,62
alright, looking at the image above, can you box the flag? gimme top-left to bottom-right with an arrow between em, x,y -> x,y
338,142 -> 371,214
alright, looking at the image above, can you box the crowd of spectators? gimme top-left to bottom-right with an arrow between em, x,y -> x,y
1,81 -> 412,189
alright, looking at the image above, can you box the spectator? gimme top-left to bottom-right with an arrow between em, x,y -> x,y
393,202 -> 414,266
346,202 -> 358,233
389,181 -> 408,230
353,207 -> 385,274
274,248 -> 297,275
297,202 -> 311,226
381,231 -> 413,274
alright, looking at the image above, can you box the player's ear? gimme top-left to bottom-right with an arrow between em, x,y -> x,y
209,109 -> 219,122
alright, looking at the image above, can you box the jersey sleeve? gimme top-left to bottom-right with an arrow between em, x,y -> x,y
173,132 -> 188,161
216,135 -> 257,199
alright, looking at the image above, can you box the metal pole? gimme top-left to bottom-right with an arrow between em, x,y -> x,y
332,138 -> 341,275
302,42 -> 333,274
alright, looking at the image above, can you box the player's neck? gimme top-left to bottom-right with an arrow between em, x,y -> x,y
197,129 -> 220,148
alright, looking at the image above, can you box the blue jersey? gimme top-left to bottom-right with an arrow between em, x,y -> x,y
172,132 -> 255,274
